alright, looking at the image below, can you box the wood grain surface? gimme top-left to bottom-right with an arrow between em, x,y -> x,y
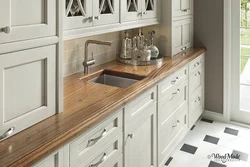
0,47 -> 206,167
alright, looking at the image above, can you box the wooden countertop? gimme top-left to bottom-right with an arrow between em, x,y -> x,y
0,47 -> 206,167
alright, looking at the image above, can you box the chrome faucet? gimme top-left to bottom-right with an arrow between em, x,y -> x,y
83,40 -> 112,74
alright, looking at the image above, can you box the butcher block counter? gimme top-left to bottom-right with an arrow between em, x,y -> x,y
0,47 -> 206,167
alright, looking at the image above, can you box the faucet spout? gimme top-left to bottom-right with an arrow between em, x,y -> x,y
83,40 -> 112,74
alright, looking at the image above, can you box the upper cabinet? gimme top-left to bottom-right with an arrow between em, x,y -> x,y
0,0 -> 56,44
121,0 -> 158,22
64,0 -> 120,30
173,0 -> 193,18
64,0 -> 161,39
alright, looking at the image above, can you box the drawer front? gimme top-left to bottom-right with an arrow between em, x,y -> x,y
158,105 -> 188,163
158,80 -> 188,132
189,87 -> 203,116
190,105 -> 204,128
189,67 -> 203,94
70,111 -> 123,167
126,87 -> 157,132
158,66 -> 188,99
82,134 -> 123,167
189,54 -> 204,73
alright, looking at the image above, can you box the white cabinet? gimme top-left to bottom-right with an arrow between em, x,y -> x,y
64,0 -> 120,30
172,18 -> 193,55
0,45 -> 56,141
64,110 -> 123,167
188,54 -> 205,128
160,0 -> 193,56
121,0 -> 159,22
124,87 -> 157,167
0,0 -> 56,44
32,148 -> 63,167
173,0 -> 193,18
157,66 -> 189,166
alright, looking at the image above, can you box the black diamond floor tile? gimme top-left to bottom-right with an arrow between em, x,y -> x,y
180,144 -> 198,154
224,127 -> 239,136
203,135 -> 220,145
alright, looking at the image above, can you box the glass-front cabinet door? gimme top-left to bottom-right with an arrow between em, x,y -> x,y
173,0 -> 193,18
141,0 -> 157,20
64,0 -> 93,30
93,0 -> 120,26
0,0 -> 56,44
121,0 -> 142,22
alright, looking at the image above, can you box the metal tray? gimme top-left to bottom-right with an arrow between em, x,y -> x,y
117,55 -> 163,66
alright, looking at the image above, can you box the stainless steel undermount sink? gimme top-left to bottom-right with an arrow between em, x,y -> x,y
89,70 -> 145,88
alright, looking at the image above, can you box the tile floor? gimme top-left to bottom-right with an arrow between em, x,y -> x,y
165,118 -> 250,167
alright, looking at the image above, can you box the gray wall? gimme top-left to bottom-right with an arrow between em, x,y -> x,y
194,0 -> 224,114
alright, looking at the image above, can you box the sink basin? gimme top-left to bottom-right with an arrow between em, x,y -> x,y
89,70 -> 145,88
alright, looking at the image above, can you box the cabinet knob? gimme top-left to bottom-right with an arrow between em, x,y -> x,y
181,47 -> 187,51
172,120 -> 180,128
0,126 -> 15,142
128,134 -> 133,139
88,16 -> 94,21
138,12 -> 143,16
194,62 -> 200,67
182,9 -> 188,12
0,26 -> 11,34
94,16 -> 101,20
143,12 -> 147,15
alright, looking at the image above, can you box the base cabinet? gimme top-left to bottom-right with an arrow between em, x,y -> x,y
124,87 -> 157,167
33,54 -> 205,167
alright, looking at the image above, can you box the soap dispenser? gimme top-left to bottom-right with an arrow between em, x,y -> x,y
148,30 -> 159,58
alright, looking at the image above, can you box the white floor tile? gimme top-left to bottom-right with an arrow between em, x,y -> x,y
168,150 -> 210,167
195,141 -> 233,162
165,119 -> 250,167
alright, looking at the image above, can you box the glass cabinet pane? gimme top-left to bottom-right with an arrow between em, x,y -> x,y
99,0 -> 114,14
145,0 -> 154,11
127,0 -> 138,12
66,0 -> 86,17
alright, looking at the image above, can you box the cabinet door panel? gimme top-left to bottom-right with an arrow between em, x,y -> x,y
0,0 -> 56,44
125,113 -> 156,167
93,0 -> 120,26
0,1 -> 10,30
64,0 -> 93,30
142,0 -> 158,19
182,19 -> 193,48
0,45 -> 56,140
121,0 -> 142,22
173,0 -> 192,18
172,18 -> 193,55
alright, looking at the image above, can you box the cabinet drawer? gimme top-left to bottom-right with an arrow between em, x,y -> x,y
83,134 -> 123,167
189,67 -> 203,94
69,110 -> 123,167
158,66 -> 188,99
189,54 -> 204,73
158,105 -> 188,164
189,87 -> 203,116
158,80 -> 188,132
